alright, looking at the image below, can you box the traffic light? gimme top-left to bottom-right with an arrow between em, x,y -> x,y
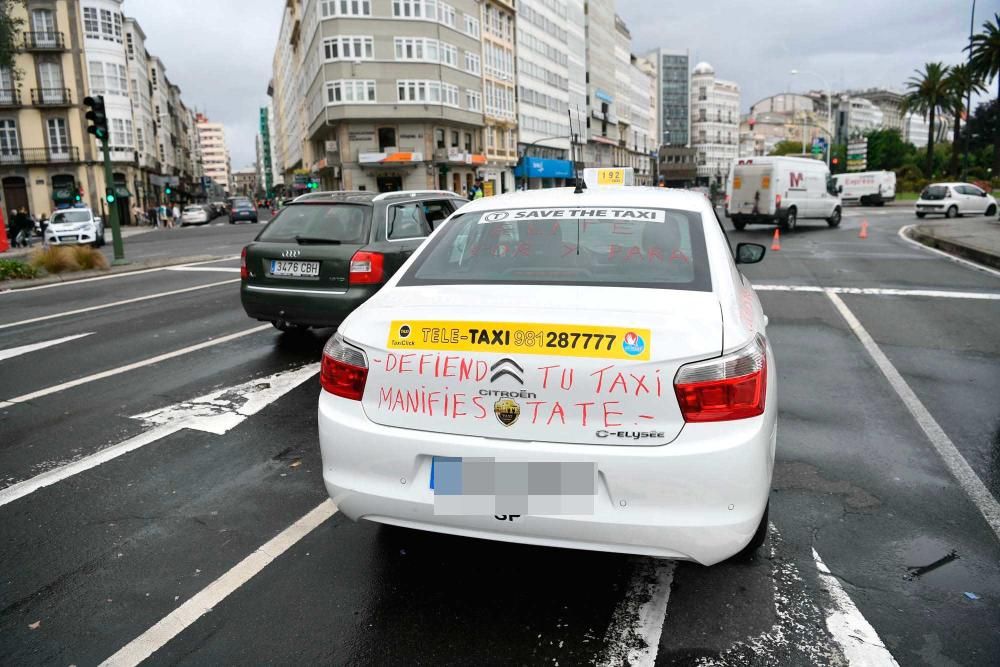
84,95 -> 108,141
105,187 -> 116,204
165,186 -> 172,195
307,180 -> 319,190
831,157 -> 839,166
75,186 -> 83,202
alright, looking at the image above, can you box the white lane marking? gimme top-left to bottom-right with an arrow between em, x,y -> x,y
0,325 -> 271,408
599,558 -> 675,667
0,332 -> 94,361
164,266 -> 241,273
0,256 -> 242,294
99,499 -> 338,667
826,291 -> 1000,542
813,548 -> 900,666
0,425 -> 182,508
898,224 -> 1000,279
0,363 -> 319,506
134,362 -> 320,435
753,284 -> 1000,300
0,279 -> 239,331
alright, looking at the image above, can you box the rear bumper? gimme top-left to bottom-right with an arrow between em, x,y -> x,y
240,281 -> 379,327
730,212 -> 781,225
317,386 -> 777,566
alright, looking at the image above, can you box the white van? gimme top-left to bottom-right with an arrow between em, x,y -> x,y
833,171 -> 896,206
726,156 -> 842,231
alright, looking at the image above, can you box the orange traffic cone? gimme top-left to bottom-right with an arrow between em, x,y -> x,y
0,209 -> 9,253
771,228 -> 781,251
859,220 -> 868,239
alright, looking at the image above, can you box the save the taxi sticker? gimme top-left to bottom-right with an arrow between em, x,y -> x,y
387,321 -> 651,361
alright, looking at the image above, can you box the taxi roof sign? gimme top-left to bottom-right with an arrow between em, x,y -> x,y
583,167 -> 634,189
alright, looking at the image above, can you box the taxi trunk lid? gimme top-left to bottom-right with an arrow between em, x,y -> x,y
351,285 -> 722,445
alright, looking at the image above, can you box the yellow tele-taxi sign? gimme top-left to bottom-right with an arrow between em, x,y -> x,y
387,320 -> 651,360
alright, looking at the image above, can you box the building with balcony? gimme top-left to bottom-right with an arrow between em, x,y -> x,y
196,113 -> 231,194
0,0 -> 204,224
582,0 -> 621,167
479,0 -> 517,195
270,0 -> 489,196
690,62 -> 740,185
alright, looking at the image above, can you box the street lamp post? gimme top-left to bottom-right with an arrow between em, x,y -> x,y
790,69 -> 832,166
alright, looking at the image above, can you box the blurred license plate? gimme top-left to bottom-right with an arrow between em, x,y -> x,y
61,236 -> 78,241
270,260 -> 319,277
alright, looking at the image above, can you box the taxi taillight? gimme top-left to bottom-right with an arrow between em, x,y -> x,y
320,333 -> 368,400
240,246 -> 248,280
349,251 -> 384,285
673,336 -> 766,422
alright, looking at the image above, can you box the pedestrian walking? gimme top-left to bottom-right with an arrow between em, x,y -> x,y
13,208 -> 33,247
171,204 -> 180,228
147,205 -> 158,228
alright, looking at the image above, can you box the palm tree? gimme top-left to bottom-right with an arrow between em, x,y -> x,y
945,64 -> 986,177
902,62 -> 951,178
966,13 -> 1000,176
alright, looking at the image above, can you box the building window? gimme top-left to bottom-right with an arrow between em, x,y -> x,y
110,118 -> 133,149
88,61 -> 128,96
396,80 -> 459,107
126,32 -> 134,58
113,13 -> 122,42
378,127 -> 396,151
82,7 -> 99,39
464,15 -> 480,38
326,79 -> 376,104
698,108 -> 706,121
464,132 -> 472,151
0,118 -> 19,156
320,0 -> 372,17
464,51 -> 480,75
393,0 -> 455,28
450,130 -> 459,148
465,89 -> 481,112
435,128 -> 445,149
323,36 -> 374,61
440,43 -> 457,67
46,117 -> 69,156
99,9 -> 113,41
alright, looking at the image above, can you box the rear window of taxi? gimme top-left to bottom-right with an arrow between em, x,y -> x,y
399,207 -> 712,291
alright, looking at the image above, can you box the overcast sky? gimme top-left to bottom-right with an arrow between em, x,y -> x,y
127,0 -> 988,168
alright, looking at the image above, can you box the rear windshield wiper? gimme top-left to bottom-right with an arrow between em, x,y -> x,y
294,235 -> 341,245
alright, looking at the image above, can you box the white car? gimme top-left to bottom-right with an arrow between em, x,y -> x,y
44,208 -> 104,247
181,205 -> 210,225
915,183 -> 998,219
317,168 -> 777,566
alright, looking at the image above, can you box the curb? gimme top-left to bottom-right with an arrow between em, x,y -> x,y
0,254 -> 228,291
904,224 -> 1000,271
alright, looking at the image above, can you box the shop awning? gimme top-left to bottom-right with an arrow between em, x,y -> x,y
359,152 -> 424,164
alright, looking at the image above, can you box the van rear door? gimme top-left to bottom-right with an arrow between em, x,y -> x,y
731,164 -> 775,217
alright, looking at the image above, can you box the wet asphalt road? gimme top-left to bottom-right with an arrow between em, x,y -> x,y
1,205 -> 999,666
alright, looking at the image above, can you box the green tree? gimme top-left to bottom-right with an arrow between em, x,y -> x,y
768,140 -> 805,156
902,62 -> 951,177
966,13 -> 1000,176
0,1 -> 24,81
944,63 -> 986,177
864,129 -> 912,171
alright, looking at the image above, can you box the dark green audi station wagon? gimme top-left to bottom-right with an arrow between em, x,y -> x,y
240,190 -> 466,331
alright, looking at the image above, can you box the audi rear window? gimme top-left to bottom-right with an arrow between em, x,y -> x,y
257,204 -> 371,244
398,207 -> 712,291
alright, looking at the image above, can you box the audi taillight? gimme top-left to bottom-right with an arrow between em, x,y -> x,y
674,335 -> 767,422
320,333 -> 368,400
349,251 -> 384,285
240,246 -> 248,280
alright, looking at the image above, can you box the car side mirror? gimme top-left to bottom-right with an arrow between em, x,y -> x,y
735,242 -> 766,265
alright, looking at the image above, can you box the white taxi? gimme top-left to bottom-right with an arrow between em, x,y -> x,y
317,169 -> 776,565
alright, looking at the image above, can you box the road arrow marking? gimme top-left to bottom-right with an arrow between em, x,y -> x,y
0,332 -> 94,362
0,363 -> 319,508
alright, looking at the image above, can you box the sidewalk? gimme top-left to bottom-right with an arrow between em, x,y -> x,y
906,217 -> 1000,270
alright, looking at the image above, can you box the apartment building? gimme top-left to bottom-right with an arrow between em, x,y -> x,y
583,0 -> 621,167
644,47 -> 690,148
513,0 -> 578,189
270,0 -> 488,196
690,61 -> 739,185
480,0 -> 516,195
610,16 -> 654,184
258,105 -> 274,197
197,113 -> 231,193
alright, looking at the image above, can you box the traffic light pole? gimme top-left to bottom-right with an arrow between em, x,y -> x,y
100,137 -> 126,264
